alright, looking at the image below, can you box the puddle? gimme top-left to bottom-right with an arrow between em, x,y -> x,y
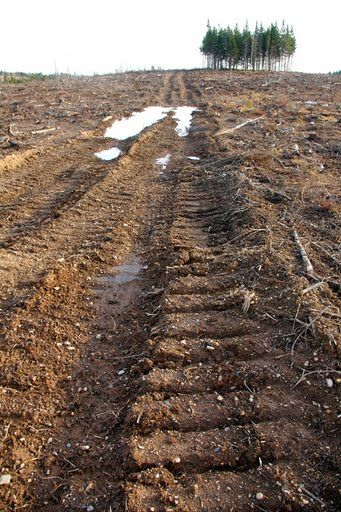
95,105 -> 197,162
187,156 -> 200,161
96,257 -> 142,286
104,106 -> 197,141
95,146 -> 121,161
105,106 -> 172,140
173,106 -> 197,137
92,255 -> 144,329
155,154 -> 171,170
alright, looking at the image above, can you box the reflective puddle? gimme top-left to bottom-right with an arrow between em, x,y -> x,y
95,146 -> 121,161
173,106 -> 197,137
105,106 -> 172,140
155,154 -> 171,170
93,255 -> 143,329
96,257 -> 142,286
104,106 -> 197,141
95,105 -> 197,162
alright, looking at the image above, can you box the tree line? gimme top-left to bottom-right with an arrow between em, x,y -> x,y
201,21 -> 296,71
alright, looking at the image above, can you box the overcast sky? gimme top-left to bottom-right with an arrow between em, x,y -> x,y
1,0 -> 339,75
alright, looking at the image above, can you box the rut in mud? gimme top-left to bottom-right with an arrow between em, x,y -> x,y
0,71 -> 340,511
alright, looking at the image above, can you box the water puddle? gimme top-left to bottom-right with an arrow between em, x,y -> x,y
96,257 -> 142,286
105,106 -> 172,140
155,154 -> 171,170
104,106 -> 197,141
95,105 -> 197,163
92,255 -> 143,328
173,106 -> 197,137
95,146 -> 121,161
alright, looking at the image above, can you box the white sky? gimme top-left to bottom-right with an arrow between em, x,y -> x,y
1,0 -> 340,75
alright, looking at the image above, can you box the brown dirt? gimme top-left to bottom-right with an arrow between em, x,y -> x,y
0,70 -> 340,511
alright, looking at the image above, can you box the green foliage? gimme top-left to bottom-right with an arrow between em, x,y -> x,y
200,21 -> 296,71
0,72 -> 51,84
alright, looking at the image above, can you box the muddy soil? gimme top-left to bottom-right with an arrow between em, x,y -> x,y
0,70 -> 340,511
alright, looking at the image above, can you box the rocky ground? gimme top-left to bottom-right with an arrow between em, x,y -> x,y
0,70 -> 340,511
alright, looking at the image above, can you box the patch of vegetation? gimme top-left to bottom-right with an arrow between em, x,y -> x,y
0,72 -> 52,83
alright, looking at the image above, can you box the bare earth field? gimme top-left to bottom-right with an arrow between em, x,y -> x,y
0,70 -> 340,511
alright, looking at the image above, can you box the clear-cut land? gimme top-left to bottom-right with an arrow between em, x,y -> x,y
0,70 -> 339,512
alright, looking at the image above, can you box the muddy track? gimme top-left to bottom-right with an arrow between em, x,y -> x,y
0,71 -> 339,511
122,114 -> 339,510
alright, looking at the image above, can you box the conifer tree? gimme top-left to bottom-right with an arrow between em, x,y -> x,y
200,21 -> 296,71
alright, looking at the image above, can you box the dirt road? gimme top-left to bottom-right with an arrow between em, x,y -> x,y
0,71 -> 340,511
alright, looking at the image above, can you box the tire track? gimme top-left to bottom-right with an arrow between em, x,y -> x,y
121,90 -> 339,511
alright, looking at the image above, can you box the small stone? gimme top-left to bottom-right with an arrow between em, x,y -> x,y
87,506 -> 94,512
326,378 -> 333,388
206,345 -> 215,351
216,395 -> 224,402
118,370 -> 125,376
256,492 -> 265,500
96,334 -> 102,340
173,457 -> 181,463
81,445 -> 90,451
0,475 -> 11,485
66,442 -> 72,448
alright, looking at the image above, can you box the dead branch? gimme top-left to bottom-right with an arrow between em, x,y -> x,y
216,116 -> 264,136
302,281 -> 326,295
291,306 -> 329,354
102,115 -> 113,123
299,486 -> 326,507
9,124 -> 22,136
242,289 -> 255,313
293,228 -> 314,277
31,127 -> 57,135
218,228 -> 267,249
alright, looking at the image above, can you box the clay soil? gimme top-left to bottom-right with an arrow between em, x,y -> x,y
0,70 -> 340,511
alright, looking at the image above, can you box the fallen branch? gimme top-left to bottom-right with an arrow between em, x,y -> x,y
293,367 -> 341,389
290,306 -> 329,355
242,289 -> 255,313
145,287 -> 164,297
31,127 -> 57,135
218,228 -> 267,248
216,116 -> 264,136
299,486 -> 326,507
293,228 -> 314,277
9,124 -> 22,136
302,281 -> 326,295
